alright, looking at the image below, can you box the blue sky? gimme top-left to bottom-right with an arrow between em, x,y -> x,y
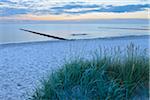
0,0 -> 149,20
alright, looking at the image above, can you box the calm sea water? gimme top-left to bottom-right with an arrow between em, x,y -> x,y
0,21 -> 149,44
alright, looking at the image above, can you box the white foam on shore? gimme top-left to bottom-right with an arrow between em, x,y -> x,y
0,36 -> 149,100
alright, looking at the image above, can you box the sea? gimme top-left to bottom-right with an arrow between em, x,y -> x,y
0,19 -> 149,44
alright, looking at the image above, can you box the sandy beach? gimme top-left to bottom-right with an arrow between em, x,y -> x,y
0,35 -> 149,100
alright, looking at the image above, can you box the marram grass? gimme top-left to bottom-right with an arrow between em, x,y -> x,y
29,43 -> 149,100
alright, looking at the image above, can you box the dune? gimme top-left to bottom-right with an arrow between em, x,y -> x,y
0,35 -> 149,100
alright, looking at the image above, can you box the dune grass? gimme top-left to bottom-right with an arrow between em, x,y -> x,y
29,43 -> 149,100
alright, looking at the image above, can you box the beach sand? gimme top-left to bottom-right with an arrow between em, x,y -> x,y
0,35 -> 149,100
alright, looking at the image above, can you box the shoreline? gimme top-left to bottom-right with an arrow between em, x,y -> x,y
0,34 -> 149,46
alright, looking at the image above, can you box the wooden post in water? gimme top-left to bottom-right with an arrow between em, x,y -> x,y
20,29 -> 68,40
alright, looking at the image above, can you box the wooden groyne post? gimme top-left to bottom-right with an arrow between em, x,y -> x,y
20,29 -> 68,40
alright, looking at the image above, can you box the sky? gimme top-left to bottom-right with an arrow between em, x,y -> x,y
0,0 -> 150,21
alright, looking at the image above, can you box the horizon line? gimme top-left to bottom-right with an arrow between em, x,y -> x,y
0,18 -> 149,22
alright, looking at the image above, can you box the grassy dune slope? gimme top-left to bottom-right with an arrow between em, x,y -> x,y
30,43 -> 149,100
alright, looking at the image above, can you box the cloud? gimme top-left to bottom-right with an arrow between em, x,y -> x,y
0,1 -> 149,17
50,4 -> 150,15
0,8 -> 29,16
51,3 -> 99,10
102,4 -> 150,13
